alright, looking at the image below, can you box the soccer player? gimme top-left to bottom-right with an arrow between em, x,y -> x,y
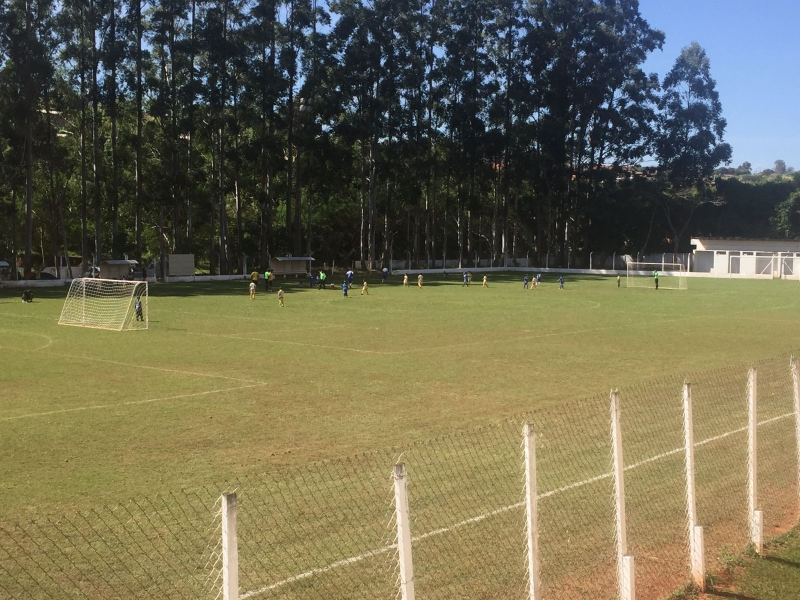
251,270 -> 259,286
342,281 -> 349,297
482,275 -> 488,287
536,273 -> 541,285
654,270 -> 659,290
319,271 -> 327,290
403,274 -> 409,287
382,267 -> 388,283
278,287 -> 285,307
249,280 -> 256,299
309,272 -> 315,289
346,269 -> 354,288
134,297 -> 144,321
617,274 -> 621,288
559,275 -> 564,289
523,275 -> 529,289
462,272 -> 468,287
417,273 -> 423,287
361,280 -> 369,295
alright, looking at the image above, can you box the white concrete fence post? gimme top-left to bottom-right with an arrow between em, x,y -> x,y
221,493 -> 239,600
793,357 -> 800,511
610,390 -> 635,600
394,463 -> 416,600
747,367 -> 763,554
523,424 -> 541,600
682,383 -> 706,591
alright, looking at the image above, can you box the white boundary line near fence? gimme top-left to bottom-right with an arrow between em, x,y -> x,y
239,411 -> 794,599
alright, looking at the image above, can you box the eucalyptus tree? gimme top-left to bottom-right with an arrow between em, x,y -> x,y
656,41 -> 732,252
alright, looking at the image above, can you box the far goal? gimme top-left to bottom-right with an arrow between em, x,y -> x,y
58,279 -> 149,331
626,262 -> 688,290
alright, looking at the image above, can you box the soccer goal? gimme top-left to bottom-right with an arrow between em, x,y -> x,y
626,262 -> 688,290
58,279 -> 149,331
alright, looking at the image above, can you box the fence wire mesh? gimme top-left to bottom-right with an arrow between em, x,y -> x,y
1,353 -> 800,600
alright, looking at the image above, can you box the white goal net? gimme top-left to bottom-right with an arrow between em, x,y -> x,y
58,279 -> 149,331
626,262 -> 688,290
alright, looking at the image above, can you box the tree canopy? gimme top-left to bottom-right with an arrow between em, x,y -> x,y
0,0 -> 765,278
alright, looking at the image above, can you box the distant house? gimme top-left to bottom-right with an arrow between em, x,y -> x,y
269,256 -> 314,277
99,260 -> 139,280
691,238 -> 800,278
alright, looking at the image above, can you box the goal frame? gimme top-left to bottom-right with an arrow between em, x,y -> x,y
58,278 -> 149,331
626,262 -> 688,290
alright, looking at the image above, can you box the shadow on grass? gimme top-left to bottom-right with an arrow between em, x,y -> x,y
763,555 -> 800,569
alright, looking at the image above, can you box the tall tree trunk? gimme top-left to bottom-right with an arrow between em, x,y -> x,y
23,0 -> 34,277
135,0 -> 143,263
186,0 -> 196,247
170,14 -> 180,254
218,2 -> 229,274
109,0 -> 119,252
91,0 -> 102,264
368,136 -> 377,269
80,5 -> 88,273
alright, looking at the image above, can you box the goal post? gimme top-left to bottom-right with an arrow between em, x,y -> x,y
58,279 -> 149,331
626,262 -> 688,290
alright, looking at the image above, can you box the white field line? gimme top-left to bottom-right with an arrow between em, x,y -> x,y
240,411 -> 794,599
0,383 -> 266,422
0,328 -> 53,351
184,331 -> 390,355
33,352 -> 267,385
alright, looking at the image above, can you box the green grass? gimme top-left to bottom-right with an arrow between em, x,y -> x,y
3,273 -> 800,599
704,527 -> 800,599
2,272 -> 800,519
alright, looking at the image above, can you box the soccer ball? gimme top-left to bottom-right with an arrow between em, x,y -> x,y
330,283 -> 335,289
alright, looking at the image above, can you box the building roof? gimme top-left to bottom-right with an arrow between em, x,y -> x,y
691,237 -> 800,252
0,261 -> 10,268
274,256 -> 314,261
100,260 -> 139,265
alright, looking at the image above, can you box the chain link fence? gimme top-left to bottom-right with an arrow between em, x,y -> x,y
2,353 -> 800,599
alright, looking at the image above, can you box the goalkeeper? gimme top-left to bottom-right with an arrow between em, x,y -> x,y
134,297 -> 145,321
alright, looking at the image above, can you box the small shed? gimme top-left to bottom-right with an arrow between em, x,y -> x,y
99,259 -> 139,279
269,256 -> 314,277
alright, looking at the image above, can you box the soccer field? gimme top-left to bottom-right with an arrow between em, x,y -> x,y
1,272 -> 799,520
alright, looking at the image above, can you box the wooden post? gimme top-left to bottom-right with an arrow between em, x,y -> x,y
792,357 -> 800,510
523,424 -> 541,600
683,383 -> 705,590
221,493 -> 239,600
394,463 -> 416,600
748,368 -> 763,554
611,390 -> 635,600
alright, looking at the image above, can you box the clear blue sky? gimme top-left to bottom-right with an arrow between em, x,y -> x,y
638,0 -> 800,173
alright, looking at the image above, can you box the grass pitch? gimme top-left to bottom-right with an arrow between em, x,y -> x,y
1,272 -> 799,519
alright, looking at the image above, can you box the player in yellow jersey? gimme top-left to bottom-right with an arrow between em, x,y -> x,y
482,275 -> 488,287
403,274 -> 409,287
361,280 -> 369,295
417,273 -> 423,287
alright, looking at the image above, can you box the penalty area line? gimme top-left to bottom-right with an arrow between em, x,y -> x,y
0,383 -> 266,422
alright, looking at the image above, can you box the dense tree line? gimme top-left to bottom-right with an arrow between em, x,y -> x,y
0,0 -> 752,278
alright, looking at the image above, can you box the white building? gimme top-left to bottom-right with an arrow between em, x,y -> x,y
691,238 -> 800,278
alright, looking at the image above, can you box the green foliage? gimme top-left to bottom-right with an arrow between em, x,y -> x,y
0,1 -> 762,271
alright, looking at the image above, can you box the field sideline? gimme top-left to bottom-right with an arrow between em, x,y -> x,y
1,272 -> 799,520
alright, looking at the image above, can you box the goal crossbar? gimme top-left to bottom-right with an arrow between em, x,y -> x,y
58,279 -> 149,331
626,262 -> 688,290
